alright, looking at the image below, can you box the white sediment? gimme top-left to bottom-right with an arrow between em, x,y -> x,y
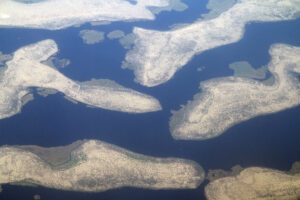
123,0 -> 300,87
0,140 -> 205,192
169,44 -> 300,140
0,40 -> 162,120
205,167 -> 300,200
0,0 -> 169,30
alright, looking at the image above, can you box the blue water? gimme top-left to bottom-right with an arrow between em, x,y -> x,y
0,1 -> 300,199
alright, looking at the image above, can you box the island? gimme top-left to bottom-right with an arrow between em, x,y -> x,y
0,140 -> 205,192
79,30 -> 105,45
149,0 -> 188,14
0,0 -> 172,30
122,0 -> 300,87
107,30 -> 125,40
205,163 -> 300,200
169,44 -> 300,140
0,39 -> 162,120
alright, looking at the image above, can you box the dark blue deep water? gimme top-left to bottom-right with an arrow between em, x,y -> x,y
0,1 -> 300,199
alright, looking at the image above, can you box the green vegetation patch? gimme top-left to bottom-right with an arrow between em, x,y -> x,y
17,140 -> 86,168
289,162 -> 300,174
80,78 -> 125,89
207,165 -> 244,182
21,93 -> 34,106
41,56 -> 70,69
37,88 -> 58,97
202,0 -> 237,20
229,61 -> 267,80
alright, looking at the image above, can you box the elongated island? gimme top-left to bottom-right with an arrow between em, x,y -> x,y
0,140 -> 204,192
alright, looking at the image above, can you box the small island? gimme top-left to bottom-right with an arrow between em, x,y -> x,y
79,30 -> 105,45
107,30 -> 125,40
205,162 -> 300,200
149,0 -> 188,14
0,140 -> 205,192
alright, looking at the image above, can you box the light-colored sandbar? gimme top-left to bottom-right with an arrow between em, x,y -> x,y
205,167 -> 300,200
123,0 -> 300,87
0,0 -> 169,30
170,44 -> 300,140
0,140 -> 204,192
0,40 -> 162,120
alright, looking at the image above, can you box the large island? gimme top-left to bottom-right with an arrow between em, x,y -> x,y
0,140 -> 205,192
0,0 -> 170,30
205,164 -> 300,200
170,44 -> 300,140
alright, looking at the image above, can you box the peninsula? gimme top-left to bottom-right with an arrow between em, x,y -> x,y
0,40 -> 162,120
123,0 -> 300,87
170,44 -> 300,140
